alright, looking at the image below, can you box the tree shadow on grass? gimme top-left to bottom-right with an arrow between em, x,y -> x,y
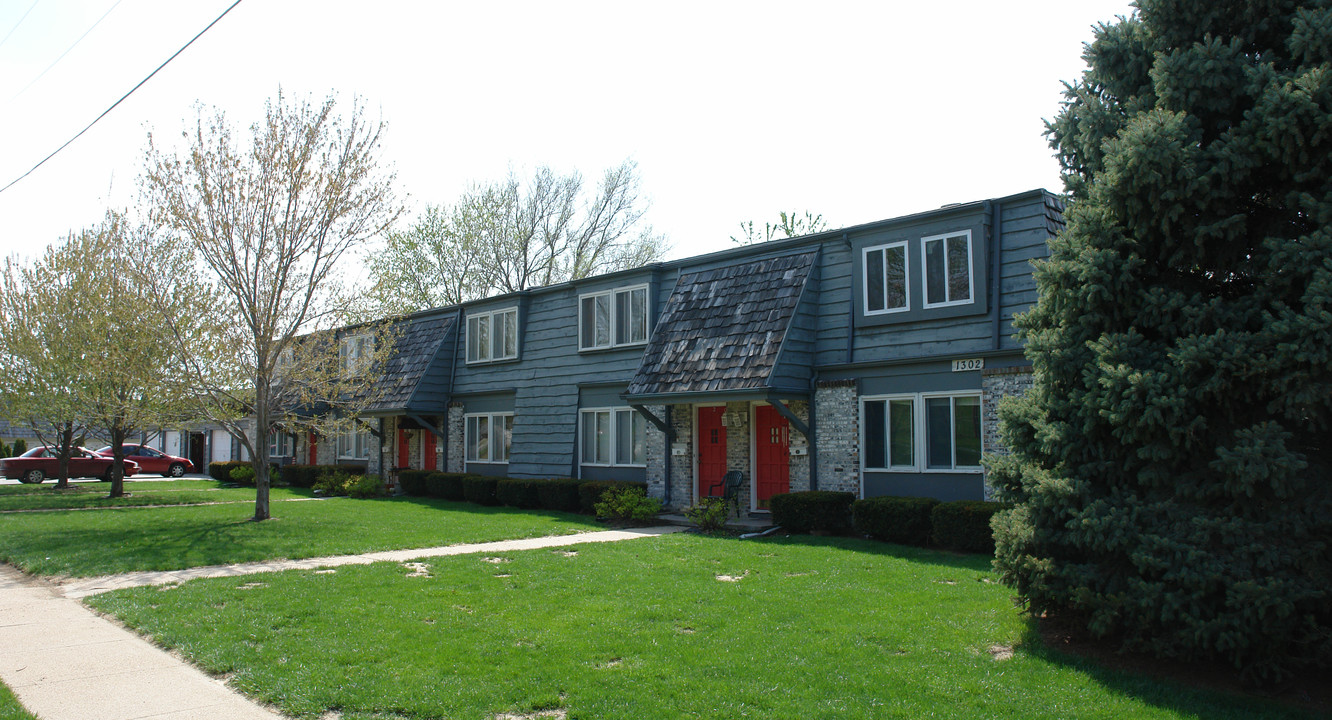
1018,618 -> 1327,719
730,531 -> 996,573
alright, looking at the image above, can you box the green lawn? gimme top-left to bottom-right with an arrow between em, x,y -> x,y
0,479 -> 313,511
0,496 -> 602,577
0,681 -> 35,720
87,534 -> 1305,720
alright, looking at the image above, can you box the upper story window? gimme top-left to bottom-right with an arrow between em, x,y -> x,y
579,285 -> 648,351
921,231 -> 973,308
863,241 -> 909,315
467,307 -> 518,363
465,412 -> 513,463
340,334 -> 373,375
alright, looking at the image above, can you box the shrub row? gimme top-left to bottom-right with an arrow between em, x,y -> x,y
280,464 -> 345,488
206,460 -> 282,486
399,471 -> 646,516
769,490 -> 1003,554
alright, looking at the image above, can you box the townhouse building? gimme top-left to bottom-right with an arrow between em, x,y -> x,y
276,189 -> 1063,511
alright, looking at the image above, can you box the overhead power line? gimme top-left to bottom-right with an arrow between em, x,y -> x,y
8,0 -> 126,107
0,0 -> 40,52
0,0 -> 244,196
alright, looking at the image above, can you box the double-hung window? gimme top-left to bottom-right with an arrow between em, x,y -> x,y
268,430 -> 291,457
862,393 -> 981,472
863,241 -> 909,315
340,334 -> 373,375
466,308 -> 518,363
579,285 -> 648,350
338,420 -> 372,460
579,407 -> 646,466
921,231 -> 973,308
465,413 -> 513,463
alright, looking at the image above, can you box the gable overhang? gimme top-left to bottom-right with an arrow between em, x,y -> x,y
621,386 -> 809,406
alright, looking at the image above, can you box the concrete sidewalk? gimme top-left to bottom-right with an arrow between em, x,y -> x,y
59,526 -> 683,598
2,526 -> 683,719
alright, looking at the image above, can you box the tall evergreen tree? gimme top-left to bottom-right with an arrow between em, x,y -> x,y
991,0 -> 1332,682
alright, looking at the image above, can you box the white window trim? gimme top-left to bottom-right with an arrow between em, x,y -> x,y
862,241 -> 910,316
337,420 -> 372,461
268,430 -> 292,458
578,406 -> 648,468
860,391 -> 984,474
340,334 -> 374,376
466,307 -> 519,364
464,412 -> 513,464
578,284 -> 649,351
920,230 -> 974,309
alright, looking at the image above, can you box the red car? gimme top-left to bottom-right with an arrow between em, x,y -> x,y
0,446 -> 140,484
95,444 -> 194,477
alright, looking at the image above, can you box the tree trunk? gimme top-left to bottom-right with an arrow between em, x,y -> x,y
107,424 -> 127,498
253,382 -> 271,521
54,422 -> 73,489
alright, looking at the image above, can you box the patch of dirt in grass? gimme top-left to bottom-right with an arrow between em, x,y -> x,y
493,710 -> 566,720
402,562 -> 431,578
676,625 -> 695,634
932,579 -> 957,585
314,569 -> 337,575
236,582 -> 267,590
318,711 -> 342,720
716,570 -> 749,582
493,573 -> 512,578
989,644 -> 1014,661
482,556 -> 511,564
784,571 -> 813,577
553,550 -> 577,557
1037,613 -> 1330,715
156,583 -> 180,591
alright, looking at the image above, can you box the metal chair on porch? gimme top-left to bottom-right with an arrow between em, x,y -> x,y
705,470 -> 744,518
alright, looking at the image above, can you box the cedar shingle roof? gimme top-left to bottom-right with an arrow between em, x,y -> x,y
364,313 -> 455,412
626,251 -> 817,398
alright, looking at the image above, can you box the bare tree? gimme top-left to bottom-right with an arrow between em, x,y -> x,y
140,91 -> 401,521
731,210 -> 828,245
367,160 -> 668,313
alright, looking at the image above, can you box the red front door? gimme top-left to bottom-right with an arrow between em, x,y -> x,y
698,406 -> 727,501
397,429 -> 410,469
308,433 -> 318,465
755,404 -> 790,510
422,429 -> 437,470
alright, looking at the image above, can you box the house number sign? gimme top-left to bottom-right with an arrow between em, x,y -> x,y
952,358 -> 985,372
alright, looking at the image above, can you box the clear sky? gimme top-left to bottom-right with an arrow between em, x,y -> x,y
0,1 -> 1135,272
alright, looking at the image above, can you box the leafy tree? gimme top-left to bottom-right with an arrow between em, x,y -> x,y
991,0 -> 1332,682
0,237 -> 100,488
140,91 -> 401,521
367,160 -> 667,314
730,210 -> 827,245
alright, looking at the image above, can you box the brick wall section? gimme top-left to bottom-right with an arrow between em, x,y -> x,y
787,400 -> 811,493
446,403 -> 465,473
721,402 -> 753,512
667,405 -> 693,509
981,365 -> 1034,500
814,380 -> 859,494
642,405 -> 668,503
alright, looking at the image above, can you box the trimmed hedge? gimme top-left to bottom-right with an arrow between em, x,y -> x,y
282,464 -> 342,489
852,496 -> 940,546
537,478 -> 583,513
462,475 -> 500,506
770,491 -> 856,534
208,460 -> 251,483
495,478 -> 544,509
578,480 -> 649,515
931,500 -> 1001,553
397,470 -> 434,495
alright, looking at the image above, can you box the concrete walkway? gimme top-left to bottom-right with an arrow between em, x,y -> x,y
1,526 -> 683,719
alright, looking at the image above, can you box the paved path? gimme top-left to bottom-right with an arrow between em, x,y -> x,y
1,526 -> 684,719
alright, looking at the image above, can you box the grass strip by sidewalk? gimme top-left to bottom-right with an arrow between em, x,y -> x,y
0,681 -> 36,720
89,534 -> 1308,720
0,497 -> 602,577
0,480 -> 313,512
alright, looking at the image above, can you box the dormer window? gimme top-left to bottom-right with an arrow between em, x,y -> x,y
340,335 -> 373,375
921,231 -> 972,308
579,285 -> 648,351
863,241 -> 909,315
466,308 -> 518,363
